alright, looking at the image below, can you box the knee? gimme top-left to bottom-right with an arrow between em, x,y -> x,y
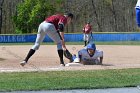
32,43 -> 40,50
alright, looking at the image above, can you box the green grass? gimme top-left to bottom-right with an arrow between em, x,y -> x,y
0,68 -> 140,92
1,41 -> 140,45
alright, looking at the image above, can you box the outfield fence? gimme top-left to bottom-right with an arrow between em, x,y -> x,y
0,33 -> 140,43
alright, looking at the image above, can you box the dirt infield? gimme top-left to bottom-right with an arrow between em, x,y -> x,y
0,45 -> 140,72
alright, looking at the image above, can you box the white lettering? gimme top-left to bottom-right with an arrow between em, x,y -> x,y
0,35 -> 26,43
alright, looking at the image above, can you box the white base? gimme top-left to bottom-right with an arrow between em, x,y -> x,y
65,63 -> 83,67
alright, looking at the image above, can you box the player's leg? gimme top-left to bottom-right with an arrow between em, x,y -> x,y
87,34 -> 90,44
136,8 -> 140,27
83,34 -> 87,46
26,33 -> 45,61
85,34 -> 89,46
45,24 -> 65,66
20,22 -> 46,66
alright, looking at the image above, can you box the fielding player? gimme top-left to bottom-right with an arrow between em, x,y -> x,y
72,43 -> 103,65
136,0 -> 140,27
20,13 -> 74,66
83,21 -> 92,46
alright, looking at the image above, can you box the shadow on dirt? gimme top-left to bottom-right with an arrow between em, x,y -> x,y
102,64 -> 114,66
0,58 -> 6,61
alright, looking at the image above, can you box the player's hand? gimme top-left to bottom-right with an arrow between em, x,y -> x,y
63,47 -> 67,51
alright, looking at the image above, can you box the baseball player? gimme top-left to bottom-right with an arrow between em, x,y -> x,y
83,21 -> 92,46
136,0 -> 140,27
72,43 -> 103,65
20,13 -> 74,66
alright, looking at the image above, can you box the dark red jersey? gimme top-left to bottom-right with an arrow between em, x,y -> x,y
83,24 -> 92,34
45,14 -> 67,30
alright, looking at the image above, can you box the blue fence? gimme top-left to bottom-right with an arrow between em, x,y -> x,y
0,33 -> 140,43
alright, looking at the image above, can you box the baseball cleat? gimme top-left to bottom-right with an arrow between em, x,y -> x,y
20,61 -> 27,66
60,64 -> 65,66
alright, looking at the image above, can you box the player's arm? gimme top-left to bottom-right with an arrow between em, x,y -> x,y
60,32 -> 66,50
83,28 -> 85,33
99,51 -> 103,64
99,56 -> 103,64
83,26 -> 85,33
58,23 -> 66,50
78,51 -> 89,65
78,55 -> 82,62
78,51 -> 82,62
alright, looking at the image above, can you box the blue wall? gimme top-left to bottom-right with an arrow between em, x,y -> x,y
0,33 -> 140,43
93,33 -> 140,41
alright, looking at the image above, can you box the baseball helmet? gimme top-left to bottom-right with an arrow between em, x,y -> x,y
87,21 -> 90,24
66,13 -> 74,19
87,43 -> 96,51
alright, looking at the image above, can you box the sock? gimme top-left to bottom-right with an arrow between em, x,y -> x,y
24,49 -> 35,63
57,50 -> 64,64
84,41 -> 87,46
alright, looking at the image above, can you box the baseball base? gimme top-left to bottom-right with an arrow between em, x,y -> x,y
65,63 -> 83,66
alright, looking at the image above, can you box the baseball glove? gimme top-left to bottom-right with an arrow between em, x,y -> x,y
64,49 -> 73,62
